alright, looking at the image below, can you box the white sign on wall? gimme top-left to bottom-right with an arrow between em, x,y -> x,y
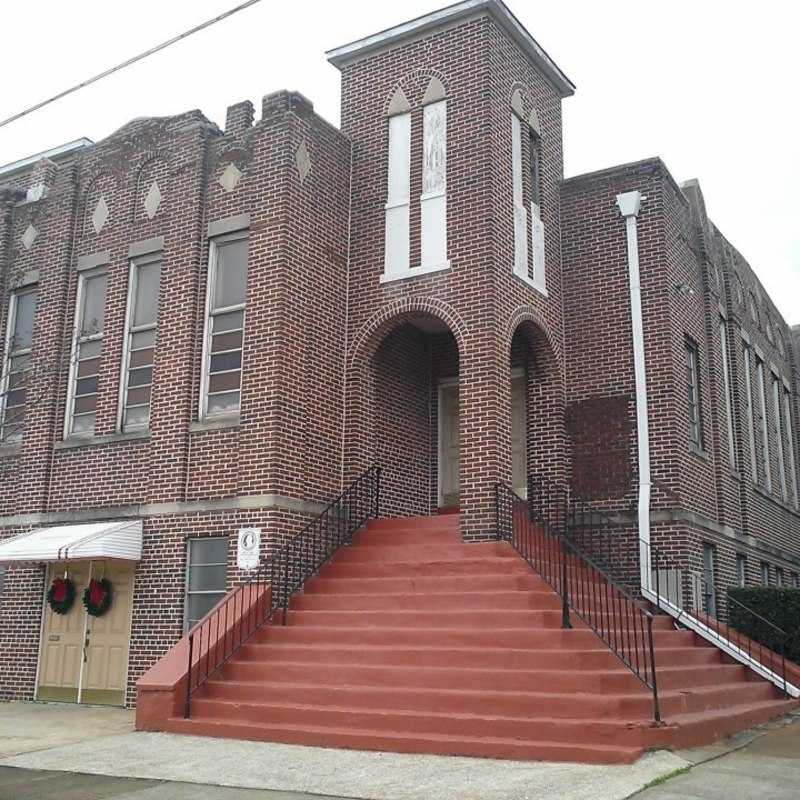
236,527 -> 261,571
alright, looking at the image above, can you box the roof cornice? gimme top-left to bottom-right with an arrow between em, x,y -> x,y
326,0 -> 575,98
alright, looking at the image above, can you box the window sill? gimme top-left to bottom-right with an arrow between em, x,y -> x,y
0,444 -> 21,458
689,446 -> 710,462
55,430 -> 151,450
512,271 -> 548,297
753,484 -> 800,517
190,415 -> 240,433
380,261 -> 451,284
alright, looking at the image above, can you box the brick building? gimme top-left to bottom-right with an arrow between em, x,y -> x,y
0,0 -> 797,756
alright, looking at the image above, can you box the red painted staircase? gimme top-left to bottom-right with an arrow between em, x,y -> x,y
159,514 -> 796,763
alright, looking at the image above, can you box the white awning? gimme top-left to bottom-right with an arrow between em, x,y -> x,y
0,520 -> 143,563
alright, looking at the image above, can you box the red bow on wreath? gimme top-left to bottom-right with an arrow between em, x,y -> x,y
83,578 -> 112,617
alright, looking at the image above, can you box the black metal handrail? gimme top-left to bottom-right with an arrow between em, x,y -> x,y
185,465 -> 382,717
644,538 -> 789,697
497,482 -> 661,722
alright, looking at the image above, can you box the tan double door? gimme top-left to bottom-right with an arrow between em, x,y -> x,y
37,560 -> 135,706
437,374 -> 527,506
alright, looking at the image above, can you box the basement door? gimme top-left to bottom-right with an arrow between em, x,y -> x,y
37,560 -> 135,706
438,380 -> 459,508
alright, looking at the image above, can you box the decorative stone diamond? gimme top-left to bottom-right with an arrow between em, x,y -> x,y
295,142 -> 311,183
21,224 -> 38,250
144,181 -> 162,219
91,196 -> 109,233
219,162 -> 242,193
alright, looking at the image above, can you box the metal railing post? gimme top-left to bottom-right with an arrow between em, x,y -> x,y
561,536 -> 571,629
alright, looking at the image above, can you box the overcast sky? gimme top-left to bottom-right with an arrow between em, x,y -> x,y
1,1 -> 797,322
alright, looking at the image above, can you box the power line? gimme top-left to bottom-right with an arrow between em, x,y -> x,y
0,0 -> 264,130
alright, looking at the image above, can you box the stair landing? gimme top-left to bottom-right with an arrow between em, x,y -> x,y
160,515 -> 796,763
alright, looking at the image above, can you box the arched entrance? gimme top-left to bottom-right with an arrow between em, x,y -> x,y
345,307 -> 463,518
508,317 -> 566,495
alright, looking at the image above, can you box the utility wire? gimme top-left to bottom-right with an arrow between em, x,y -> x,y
0,0 -> 264,130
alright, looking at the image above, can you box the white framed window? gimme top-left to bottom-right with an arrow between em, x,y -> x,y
776,567 -> 784,587
420,99 -> 448,271
511,113 -> 528,281
0,287 -> 37,444
772,374 -> 787,501
184,537 -> 228,630
383,111 -> 411,280
736,553 -> 747,587
761,561 -> 771,586
200,232 -> 248,420
511,113 -> 546,293
65,269 -> 107,437
119,254 -> 161,432
782,389 -> 798,509
685,337 -> 704,450
742,341 -> 757,481
719,317 -> 736,468
755,356 -> 771,492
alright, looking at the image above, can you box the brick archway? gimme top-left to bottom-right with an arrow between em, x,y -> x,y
344,299 -> 466,515
506,307 -> 567,492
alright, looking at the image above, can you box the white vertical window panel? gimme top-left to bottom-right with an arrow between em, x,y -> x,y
742,343 -> 758,482
773,376 -> 787,500
511,114 -> 528,279
384,112 -> 411,277
530,212 -> 546,292
783,391 -> 798,509
530,132 -> 546,292
420,101 -> 447,269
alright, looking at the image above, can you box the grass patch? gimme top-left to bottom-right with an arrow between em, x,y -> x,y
639,765 -> 691,791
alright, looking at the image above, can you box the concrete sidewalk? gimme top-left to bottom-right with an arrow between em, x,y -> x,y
632,713 -> 800,799
1,702 -> 798,800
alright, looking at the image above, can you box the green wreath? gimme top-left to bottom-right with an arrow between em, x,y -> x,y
83,578 -> 112,617
47,577 -> 76,615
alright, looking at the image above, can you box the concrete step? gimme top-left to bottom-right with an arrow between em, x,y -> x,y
163,716 -> 644,765
289,590 -> 563,612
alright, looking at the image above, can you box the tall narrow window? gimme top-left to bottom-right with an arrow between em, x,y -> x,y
420,99 -> 447,269
685,338 -> 704,450
120,255 -> 161,432
761,561 -> 771,586
776,567 -> 784,587
383,111 -> 411,278
511,113 -> 528,280
529,130 -> 545,291
736,554 -> 747,587
719,317 -> 736,468
0,288 -> 37,444
742,341 -> 757,481
772,374 -> 787,500
782,389 -> 798,508
67,270 -> 107,437
201,232 -> 248,419
755,357 -> 771,492
184,537 -> 228,631
702,543 -> 716,617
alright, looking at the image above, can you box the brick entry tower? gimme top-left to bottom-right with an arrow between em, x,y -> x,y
328,1 -> 575,539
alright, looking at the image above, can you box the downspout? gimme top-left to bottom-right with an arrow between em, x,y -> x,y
615,191 -> 651,592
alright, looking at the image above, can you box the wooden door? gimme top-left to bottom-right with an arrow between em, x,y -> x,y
438,381 -> 459,508
512,373 -> 528,497
37,561 -> 90,703
82,561 -> 135,705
